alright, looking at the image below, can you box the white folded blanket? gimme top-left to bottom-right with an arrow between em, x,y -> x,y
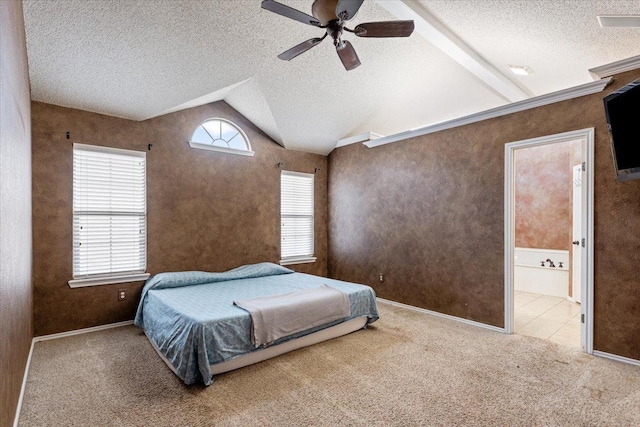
234,285 -> 351,347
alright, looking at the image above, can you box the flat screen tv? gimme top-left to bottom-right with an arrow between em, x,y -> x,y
603,78 -> 640,182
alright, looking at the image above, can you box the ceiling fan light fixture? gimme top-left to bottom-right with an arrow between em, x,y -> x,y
509,65 -> 534,76
597,15 -> 640,28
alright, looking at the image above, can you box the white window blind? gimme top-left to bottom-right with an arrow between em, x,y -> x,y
73,143 -> 147,279
281,171 -> 314,260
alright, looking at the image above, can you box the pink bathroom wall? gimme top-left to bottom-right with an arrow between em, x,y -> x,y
515,141 -> 574,251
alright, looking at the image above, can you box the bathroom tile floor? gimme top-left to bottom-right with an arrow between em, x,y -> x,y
515,291 -> 581,349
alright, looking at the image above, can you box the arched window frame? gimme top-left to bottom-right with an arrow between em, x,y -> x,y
188,118 -> 254,157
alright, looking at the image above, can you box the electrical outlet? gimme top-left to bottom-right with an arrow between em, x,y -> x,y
118,289 -> 126,301
379,274 -> 384,282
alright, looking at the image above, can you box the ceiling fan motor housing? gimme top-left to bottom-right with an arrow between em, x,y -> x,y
261,0 -> 414,71
326,20 -> 345,46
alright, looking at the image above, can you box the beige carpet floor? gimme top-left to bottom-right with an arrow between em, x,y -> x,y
19,303 -> 640,426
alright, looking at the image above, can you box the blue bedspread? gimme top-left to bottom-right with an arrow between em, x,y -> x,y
134,263 -> 379,385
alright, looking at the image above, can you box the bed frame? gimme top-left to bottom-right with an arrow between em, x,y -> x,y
145,316 -> 368,378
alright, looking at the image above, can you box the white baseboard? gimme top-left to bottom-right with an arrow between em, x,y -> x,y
11,311 -> 640,427
376,297 -> 506,333
33,320 -> 134,342
13,339 -> 35,427
593,350 -> 640,367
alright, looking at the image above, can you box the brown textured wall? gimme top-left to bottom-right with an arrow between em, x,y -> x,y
0,0 -> 33,425
329,69 -> 640,360
514,142 -> 572,251
32,101 -> 327,336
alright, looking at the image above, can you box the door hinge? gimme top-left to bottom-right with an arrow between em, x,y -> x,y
582,162 -> 586,171
581,314 -> 585,324
582,238 -> 586,247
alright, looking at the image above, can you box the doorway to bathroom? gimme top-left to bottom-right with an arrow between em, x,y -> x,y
504,128 -> 594,354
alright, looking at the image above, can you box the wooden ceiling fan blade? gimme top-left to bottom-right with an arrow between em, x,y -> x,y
261,0 -> 321,27
278,38 -> 325,61
354,21 -> 415,37
336,40 -> 361,71
335,0 -> 364,21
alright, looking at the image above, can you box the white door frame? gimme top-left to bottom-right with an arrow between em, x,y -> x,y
504,128 -> 594,354
571,163 -> 583,305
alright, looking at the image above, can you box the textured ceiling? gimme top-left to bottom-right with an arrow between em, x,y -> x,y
22,0 -> 640,155
421,0 -> 640,95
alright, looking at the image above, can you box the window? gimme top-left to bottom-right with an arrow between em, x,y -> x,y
280,171 -> 315,265
189,118 -> 254,156
69,144 -> 149,287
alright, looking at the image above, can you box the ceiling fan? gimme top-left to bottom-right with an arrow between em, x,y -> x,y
261,0 -> 415,70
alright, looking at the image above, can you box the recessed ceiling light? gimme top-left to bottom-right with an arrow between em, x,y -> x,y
597,15 -> 640,28
509,65 -> 534,76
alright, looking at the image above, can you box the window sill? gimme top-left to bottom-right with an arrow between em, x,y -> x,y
68,273 -> 150,288
279,257 -> 317,266
188,141 -> 255,157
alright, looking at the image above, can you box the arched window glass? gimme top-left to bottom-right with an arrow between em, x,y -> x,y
189,118 -> 254,156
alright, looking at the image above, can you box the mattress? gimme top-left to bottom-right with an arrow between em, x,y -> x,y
134,263 -> 379,385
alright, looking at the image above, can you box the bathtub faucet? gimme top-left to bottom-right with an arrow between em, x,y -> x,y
546,259 -> 556,268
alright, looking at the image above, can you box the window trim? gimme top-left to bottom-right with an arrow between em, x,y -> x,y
69,143 -> 148,288
280,170 -> 315,265
68,273 -> 150,288
279,256 -> 317,266
188,118 -> 255,157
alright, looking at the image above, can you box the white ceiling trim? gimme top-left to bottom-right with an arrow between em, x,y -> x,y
375,0 -> 532,102
364,77 -> 612,149
588,54 -> 640,79
335,132 -> 384,148
597,15 -> 640,28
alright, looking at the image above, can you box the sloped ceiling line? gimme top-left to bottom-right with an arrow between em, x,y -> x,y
151,79 -> 250,119
374,0 -> 533,102
149,76 -> 286,148
222,76 -> 285,147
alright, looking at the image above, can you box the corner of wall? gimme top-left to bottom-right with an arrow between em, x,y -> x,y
0,0 -> 34,425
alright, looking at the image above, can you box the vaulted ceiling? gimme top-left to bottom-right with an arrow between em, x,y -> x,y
22,0 -> 640,155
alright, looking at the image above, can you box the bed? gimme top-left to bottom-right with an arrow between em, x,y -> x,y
134,263 -> 379,385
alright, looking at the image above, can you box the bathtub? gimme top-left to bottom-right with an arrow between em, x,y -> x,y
514,247 -> 569,298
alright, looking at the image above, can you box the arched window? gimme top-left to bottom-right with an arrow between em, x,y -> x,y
189,118 -> 254,156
